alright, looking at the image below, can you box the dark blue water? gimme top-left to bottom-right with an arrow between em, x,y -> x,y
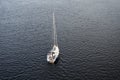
0,0 -> 120,80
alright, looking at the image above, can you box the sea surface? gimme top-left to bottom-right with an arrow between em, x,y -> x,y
0,0 -> 120,80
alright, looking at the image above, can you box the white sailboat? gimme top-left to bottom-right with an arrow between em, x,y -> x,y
47,12 -> 59,63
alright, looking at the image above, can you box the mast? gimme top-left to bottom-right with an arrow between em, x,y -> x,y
53,12 -> 58,46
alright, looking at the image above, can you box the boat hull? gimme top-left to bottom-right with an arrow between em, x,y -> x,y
47,45 -> 59,63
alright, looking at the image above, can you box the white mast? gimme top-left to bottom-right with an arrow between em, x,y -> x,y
53,12 -> 58,46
